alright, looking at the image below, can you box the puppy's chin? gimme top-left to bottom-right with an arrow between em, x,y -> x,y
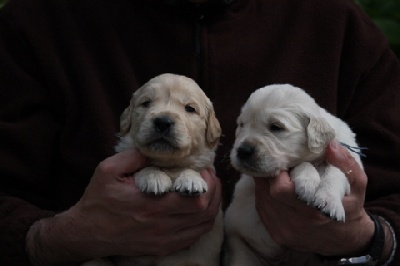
233,165 -> 281,178
231,155 -> 283,178
145,139 -> 178,153
138,139 -> 190,159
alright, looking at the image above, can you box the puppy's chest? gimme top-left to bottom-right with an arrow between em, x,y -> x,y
159,167 -> 191,180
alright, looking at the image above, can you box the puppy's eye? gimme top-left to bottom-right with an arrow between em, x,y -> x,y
185,105 -> 196,113
238,122 -> 244,128
141,100 -> 151,108
270,123 -> 285,132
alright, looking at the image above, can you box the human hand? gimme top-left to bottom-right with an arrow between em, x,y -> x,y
253,140 -> 374,257
26,149 -> 221,265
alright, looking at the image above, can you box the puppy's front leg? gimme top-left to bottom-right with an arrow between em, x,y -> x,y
173,169 -> 208,196
313,165 -> 350,222
135,167 -> 172,194
290,162 -> 321,204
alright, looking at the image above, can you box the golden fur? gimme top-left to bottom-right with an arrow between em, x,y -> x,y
85,74 -> 223,266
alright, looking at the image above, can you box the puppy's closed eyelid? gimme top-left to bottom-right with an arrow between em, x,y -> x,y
185,105 -> 197,113
269,123 -> 285,131
138,99 -> 152,108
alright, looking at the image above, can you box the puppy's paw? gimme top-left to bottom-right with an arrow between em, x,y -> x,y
174,169 -> 208,196
290,162 -> 320,204
313,188 -> 345,222
135,167 -> 172,195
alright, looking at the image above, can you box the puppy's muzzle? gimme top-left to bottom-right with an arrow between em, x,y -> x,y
236,142 -> 256,160
154,116 -> 175,134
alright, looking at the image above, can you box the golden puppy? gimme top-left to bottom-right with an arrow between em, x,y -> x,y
85,73 -> 223,266
224,84 -> 364,265
116,73 -> 221,196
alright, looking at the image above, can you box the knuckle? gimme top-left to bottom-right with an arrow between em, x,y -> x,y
197,219 -> 216,237
209,205 -> 220,218
346,154 -> 358,169
194,197 -> 210,211
97,159 -> 116,174
135,211 -> 159,227
270,231 -> 285,246
268,177 -> 291,199
202,220 -> 215,233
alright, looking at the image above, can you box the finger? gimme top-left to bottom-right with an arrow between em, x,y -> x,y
101,148 -> 148,177
325,140 -> 367,194
151,169 -> 221,215
176,169 -> 221,215
160,219 -> 216,254
200,168 -> 222,214
115,149 -> 149,174
201,168 -> 222,210
257,172 -> 306,208
134,218 -> 213,256
154,171 -> 220,232
267,171 -> 297,200
254,175 -> 324,220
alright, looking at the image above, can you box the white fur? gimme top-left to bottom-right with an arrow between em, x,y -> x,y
85,74 -> 223,266
224,84 -> 363,265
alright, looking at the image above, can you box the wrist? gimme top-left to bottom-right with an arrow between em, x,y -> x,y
330,213 -> 396,266
26,216 -> 68,266
25,210 -> 95,266
335,211 -> 375,257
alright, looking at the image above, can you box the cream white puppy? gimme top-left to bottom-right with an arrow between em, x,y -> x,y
224,84 -> 363,265
84,73 -> 223,266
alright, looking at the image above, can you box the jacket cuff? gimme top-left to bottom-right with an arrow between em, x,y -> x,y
0,196 -> 54,266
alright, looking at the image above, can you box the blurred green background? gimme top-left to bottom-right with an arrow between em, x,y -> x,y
0,0 -> 399,57
356,0 -> 400,57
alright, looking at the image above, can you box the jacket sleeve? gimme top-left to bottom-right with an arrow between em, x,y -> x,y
0,8 -> 58,266
0,197 -> 54,265
339,5 -> 400,264
359,46 -> 400,264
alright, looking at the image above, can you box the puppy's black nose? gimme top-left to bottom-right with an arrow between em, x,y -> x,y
154,116 -> 174,133
237,143 -> 255,160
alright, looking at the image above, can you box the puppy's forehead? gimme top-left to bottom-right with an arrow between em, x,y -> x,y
238,85 -> 322,128
150,80 -> 206,101
244,85 -> 318,114
240,93 -> 290,119
135,75 -> 209,113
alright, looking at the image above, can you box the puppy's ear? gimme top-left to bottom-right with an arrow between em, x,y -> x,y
307,116 -> 335,153
119,98 -> 134,136
206,107 -> 222,148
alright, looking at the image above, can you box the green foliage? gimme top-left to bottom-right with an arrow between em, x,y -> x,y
356,0 -> 400,57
